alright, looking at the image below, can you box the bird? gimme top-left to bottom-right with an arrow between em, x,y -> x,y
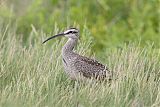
43,28 -> 112,81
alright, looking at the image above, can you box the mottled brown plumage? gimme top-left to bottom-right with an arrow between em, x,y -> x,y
74,54 -> 111,80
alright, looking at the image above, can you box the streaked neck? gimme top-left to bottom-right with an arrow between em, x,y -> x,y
62,38 -> 78,56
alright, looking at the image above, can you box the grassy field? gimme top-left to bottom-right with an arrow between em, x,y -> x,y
0,25 -> 160,107
0,0 -> 160,106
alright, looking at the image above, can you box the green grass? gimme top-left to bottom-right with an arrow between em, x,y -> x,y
0,25 -> 160,107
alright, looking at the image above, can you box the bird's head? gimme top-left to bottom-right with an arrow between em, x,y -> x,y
43,28 -> 79,44
64,28 -> 79,39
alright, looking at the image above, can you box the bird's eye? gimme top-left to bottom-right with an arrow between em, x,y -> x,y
72,31 -> 77,33
69,31 -> 75,34
66,31 -> 77,34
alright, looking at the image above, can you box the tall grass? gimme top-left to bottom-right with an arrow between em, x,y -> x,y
0,25 -> 160,107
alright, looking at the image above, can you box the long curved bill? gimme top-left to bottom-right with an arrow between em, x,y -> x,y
42,33 -> 64,44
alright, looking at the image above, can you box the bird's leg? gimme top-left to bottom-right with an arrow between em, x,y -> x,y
74,80 -> 80,107
74,80 -> 79,92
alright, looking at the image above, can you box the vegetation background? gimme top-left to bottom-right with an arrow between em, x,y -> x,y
1,0 -> 159,51
0,0 -> 160,107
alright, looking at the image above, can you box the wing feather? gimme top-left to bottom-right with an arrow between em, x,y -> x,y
73,55 -> 110,79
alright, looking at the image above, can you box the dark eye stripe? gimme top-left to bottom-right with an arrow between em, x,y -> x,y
73,31 -> 78,33
66,31 -> 71,34
66,31 -> 77,34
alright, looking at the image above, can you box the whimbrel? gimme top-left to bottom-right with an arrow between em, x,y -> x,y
43,28 -> 112,81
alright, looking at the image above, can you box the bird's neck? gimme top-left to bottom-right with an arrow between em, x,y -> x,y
62,38 -> 78,56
